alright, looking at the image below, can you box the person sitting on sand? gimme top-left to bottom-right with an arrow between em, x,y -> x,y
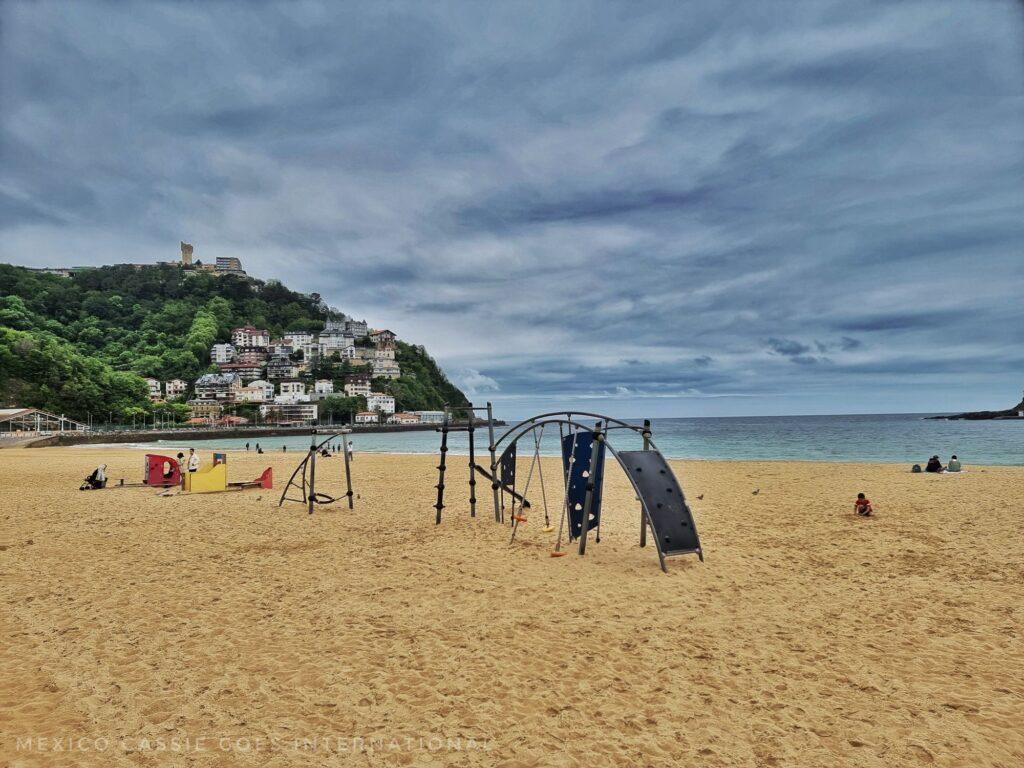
80,464 -> 107,490
925,455 -> 944,473
853,492 -> 873,516
947,455 -> 962,472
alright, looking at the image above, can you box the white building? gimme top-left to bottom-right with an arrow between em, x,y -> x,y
314,379 -> 334,395
319,330 -> 354,352
301,342 -> 326,361
231,326 -> 270,349
355,411 -> 379,424
388,412 -> 420,425
259,402 -> 318,424
211,343 -> 235,364
413,410 -> 445,424
165,379 -> 188,399
367,392 -> 396,415
144,377 -> 162,401
279,380 -> 306,397
283,331 -> 314,347
236,379 -> 274,403
372,359 -> 401,379
344,379 -> 371,398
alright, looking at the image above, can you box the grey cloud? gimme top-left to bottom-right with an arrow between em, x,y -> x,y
1,0 -> 1021,416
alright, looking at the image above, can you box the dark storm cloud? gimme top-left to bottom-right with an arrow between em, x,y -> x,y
1,0 -> 1021,415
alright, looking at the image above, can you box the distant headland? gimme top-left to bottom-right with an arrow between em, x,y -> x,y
930,390 -> 1024,420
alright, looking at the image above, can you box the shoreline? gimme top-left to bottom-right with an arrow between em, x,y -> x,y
52,443 -> 1022,467
15,421 -> 498,449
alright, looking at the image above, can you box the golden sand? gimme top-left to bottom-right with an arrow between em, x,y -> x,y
1,447 -> 1022,767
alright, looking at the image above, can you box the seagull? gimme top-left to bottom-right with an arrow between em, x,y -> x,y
752,488 -> 760,495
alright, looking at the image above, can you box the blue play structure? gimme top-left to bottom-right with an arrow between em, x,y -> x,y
561,430 -> 606,539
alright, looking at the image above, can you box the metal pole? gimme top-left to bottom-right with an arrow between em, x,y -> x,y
307,432 -> 317,515
640,419 -> 651,548
486,402 -> 501,523
577,421 -> 603,556
467,402 -> 477,518
434,409 -> 449,524
342,430 -> 354,509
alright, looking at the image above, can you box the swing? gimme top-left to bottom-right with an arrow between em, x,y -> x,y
507,422 -> 560,544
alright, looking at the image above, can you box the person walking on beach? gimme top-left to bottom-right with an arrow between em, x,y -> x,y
187,448 -> 200,474
347,440 -> 354,460
283,444 -> 287,453
853,493 -> 873,516
246,442 -> 250,452
947,455 -> 962,472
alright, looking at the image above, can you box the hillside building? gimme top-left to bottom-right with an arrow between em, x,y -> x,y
259,402 -> 317,425
217,363 -> 265,383
144,377 -> 163,401
231,326 -> 270,349
388,412 -> 420,425
211,343 -> 235,364
165,379 -> 188,399
367,392 -> 396,415
284,331 -> 314,347
344,373 -> 371,398
412,410 -> 445,424
194,372 -> 242,403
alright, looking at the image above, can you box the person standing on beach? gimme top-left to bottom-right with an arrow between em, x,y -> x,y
246,442 -> 250,452
347,440 -> 354,460
187,448 -> 200,473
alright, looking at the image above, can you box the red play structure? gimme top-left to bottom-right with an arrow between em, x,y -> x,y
143,454 -> 181,487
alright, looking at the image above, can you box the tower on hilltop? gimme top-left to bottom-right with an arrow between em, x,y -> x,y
180,241 -> 193,266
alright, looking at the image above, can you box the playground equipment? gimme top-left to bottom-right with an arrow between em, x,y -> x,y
434,405 -> 703,572
96,454 -> 181,489
181,453 -> 273,494
279,430 -> 354,514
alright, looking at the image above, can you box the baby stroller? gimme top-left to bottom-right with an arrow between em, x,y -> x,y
80,465 -> 108,490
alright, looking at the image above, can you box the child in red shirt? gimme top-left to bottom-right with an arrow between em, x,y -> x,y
854,493 -> 873,516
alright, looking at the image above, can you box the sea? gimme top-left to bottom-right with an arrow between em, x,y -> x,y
135,413 -> 1023,466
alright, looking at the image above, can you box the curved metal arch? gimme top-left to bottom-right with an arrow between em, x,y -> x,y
492,411 -> 649,453
496,417 -> 661,465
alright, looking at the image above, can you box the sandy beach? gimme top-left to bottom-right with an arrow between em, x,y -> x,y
1,447 -> 1021,767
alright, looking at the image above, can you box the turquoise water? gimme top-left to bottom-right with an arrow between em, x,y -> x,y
143,413 -> 1023,465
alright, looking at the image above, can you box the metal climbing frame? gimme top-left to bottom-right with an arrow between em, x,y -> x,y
433,402 -> 532,525
492,412 -> 704,572
278,429 -> 355,514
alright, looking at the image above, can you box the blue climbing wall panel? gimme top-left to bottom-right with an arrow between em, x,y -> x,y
561,431 -> 605,539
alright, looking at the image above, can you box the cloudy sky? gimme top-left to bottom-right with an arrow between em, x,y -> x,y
2,1 -> 1022,418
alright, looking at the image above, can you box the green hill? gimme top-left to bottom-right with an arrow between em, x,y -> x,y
0,263 -> 468,423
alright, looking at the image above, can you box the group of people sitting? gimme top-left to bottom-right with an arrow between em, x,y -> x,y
919,454 -> 963,473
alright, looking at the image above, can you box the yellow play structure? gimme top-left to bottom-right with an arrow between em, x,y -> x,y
180,453 -> 273,494
183,461 -> 229,493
